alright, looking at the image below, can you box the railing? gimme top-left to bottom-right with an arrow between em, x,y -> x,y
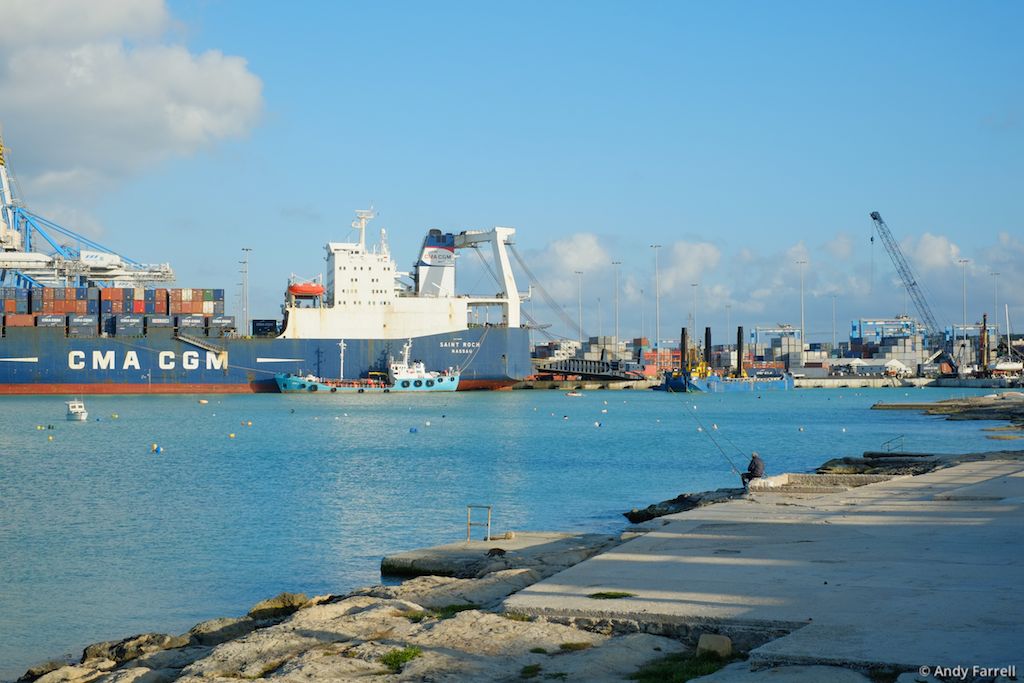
881,435 -> 905,452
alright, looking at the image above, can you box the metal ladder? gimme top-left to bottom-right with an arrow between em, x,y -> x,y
175,331 -> 226,354
466,505 -> 492,542
881,435 -> 905,452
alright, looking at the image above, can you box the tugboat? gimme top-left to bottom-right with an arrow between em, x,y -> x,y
65,399 -> 88,421
275,339 -> 459,394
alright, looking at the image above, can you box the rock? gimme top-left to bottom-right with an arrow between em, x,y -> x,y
362,569 -> 542,610
187,616 -> 260,646
247,591 -> 308,620
94,668 -> 174,683
406,609 -> 606,656
697,633 -> 733,657
17,660 -> 68,682
623,488 -> 744,523
122,646 -> 211,671
179,629 -> 323,679
894,673 -> 942,683
34,666 -> 104,683
82,634 -> 188,665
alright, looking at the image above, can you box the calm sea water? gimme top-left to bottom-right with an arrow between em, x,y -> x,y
0,386 -> 1004,678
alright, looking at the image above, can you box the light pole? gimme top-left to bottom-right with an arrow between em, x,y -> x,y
640,288 -> 645,348
796,259 -> 807,365
831,294 -> 837,356
725,304 -> 731,340
612,261 -> 621,359
650,245 -> 662,367
240,247 -> 252,335
597,297 -> 602,338
958,258 -> 969,361
574,270 -> 583,345
991,271 -> 1000,317
691,283 -> 698,361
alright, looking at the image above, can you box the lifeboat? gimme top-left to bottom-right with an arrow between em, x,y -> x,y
288,282 -> 325,297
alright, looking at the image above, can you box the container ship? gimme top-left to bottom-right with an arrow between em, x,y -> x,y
0,133 -> 531,393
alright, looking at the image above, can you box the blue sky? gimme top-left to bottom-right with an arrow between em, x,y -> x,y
2,1 -> 1021,344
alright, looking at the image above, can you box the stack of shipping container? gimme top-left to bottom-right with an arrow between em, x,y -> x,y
1,287 -> 234,337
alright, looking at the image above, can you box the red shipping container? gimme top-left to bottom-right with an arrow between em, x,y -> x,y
155,302 -> 167,314
171,290 -> 182,302
4,313 -> 36,327
133,300 -> 145,313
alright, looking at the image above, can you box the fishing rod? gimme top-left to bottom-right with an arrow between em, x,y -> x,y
663,385 -> 746,476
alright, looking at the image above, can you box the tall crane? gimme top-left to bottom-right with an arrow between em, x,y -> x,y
869,211 -> 941,335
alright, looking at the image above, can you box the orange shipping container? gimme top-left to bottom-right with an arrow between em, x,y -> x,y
4,313 -> 37,327
4,300 -> 15,313
77,301 -> 87,314
112,301 -> 123,313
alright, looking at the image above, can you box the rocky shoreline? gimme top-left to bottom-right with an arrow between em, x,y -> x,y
17,393 -> 1024,683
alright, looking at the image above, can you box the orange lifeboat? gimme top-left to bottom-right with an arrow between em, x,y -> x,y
287,282 -> 325,297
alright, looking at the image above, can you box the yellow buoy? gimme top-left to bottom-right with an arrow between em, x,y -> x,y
247,421 -> 252,427
198,399 -> 209,405
151,443 -> 158,452
36,425 -> 44,430
48,435 -> 54,441
229,433 -> 236,439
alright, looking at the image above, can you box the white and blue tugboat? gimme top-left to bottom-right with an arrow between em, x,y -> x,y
275,339 -> 459,394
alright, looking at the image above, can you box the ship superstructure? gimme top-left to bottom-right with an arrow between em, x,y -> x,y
281,210 -> 522,340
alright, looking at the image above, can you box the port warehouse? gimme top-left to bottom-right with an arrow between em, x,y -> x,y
0,287 -> 234,337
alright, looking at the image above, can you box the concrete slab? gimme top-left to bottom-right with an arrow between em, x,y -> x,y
504,460 -> 1024,670
380,531 -> 618,577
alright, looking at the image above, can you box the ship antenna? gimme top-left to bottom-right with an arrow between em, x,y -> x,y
352,208 -> 375,251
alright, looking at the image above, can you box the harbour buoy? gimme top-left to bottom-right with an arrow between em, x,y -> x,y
425,420 -> 431,427
601,409 -> 607,414
151,443 -> 158,452
409,427 -> 418,433
198,399 -> 209,405
841,428 -> 847,433
697,427 -> 703,432
36,425 -> 43,430
594,421 -> 602,427
563,415 -> 569,420
111,413 -> 119,419
229,433 -> 236,439
48,435 -> 54,441
247,421 -> 252,427
712,423 -> 718,430
798,427 -> 805,432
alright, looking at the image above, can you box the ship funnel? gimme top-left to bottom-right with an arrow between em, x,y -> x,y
737,326 -> 744,377
680,327 -> 688,371
414,230 -> 456,297
704,327 -> 712,365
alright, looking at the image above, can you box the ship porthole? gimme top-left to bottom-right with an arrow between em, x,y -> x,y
309,385 -> 317,392
331,387 -> 337,393
414,380 -> 423,388
358,388 -> 364,393
401,381 -> 410,388
426,380 -> 434,387
299,384 -> 306,389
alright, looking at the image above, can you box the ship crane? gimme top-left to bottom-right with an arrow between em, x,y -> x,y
869,211 -> 941,335
0,128 -> 174,288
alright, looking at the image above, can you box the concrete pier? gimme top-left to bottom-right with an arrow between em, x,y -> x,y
504,457 -> 1024,671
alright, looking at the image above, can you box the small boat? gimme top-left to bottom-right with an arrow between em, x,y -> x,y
275,340 -> 459,393
66,399 -> 88,421
565,391 -> 583,397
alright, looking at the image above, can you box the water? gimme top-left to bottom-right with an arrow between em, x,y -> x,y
0,387 -> 1004,678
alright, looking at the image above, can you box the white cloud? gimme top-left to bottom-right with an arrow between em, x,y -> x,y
658,241 -> 721,294
907,233 -> 961,272
824,232 -> 854,261
0,0 -> 262,203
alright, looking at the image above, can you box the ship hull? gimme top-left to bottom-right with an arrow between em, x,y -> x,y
0,326 -> 529,394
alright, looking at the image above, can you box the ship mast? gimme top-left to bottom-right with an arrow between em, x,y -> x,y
352,209 -> 375,251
